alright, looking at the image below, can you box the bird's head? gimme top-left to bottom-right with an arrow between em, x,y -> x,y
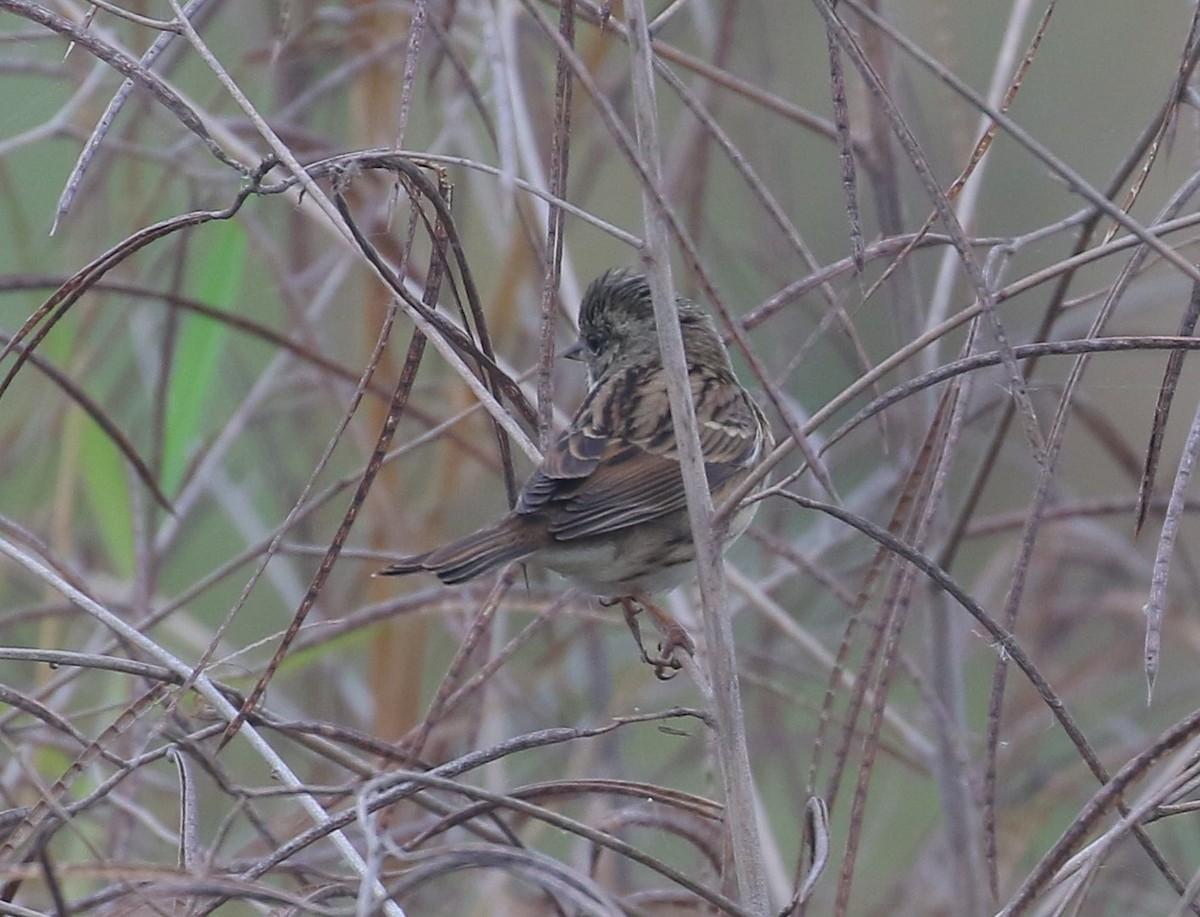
571,269 -> 732,384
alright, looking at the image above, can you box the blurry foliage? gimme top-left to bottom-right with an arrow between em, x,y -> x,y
2,1 -> 1200,915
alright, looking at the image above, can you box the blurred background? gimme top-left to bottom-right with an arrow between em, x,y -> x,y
2,1 -> 1200,914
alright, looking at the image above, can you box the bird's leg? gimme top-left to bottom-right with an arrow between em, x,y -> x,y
640,594 -> 696,678
614,593 -> 694,679
608,597 -> 657,671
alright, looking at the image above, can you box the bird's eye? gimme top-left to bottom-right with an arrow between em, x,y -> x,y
585,334 -> 604,354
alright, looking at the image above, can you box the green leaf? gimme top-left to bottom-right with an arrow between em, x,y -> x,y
161,222 -> 246,494
79,410 -> 133,577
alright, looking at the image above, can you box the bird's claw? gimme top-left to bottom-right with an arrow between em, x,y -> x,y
619,596 -> 694,679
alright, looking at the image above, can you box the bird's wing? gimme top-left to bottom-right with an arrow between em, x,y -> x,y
516,363 -> 762,540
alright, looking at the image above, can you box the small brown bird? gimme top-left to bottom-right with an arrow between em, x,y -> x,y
380,269 -> 772,675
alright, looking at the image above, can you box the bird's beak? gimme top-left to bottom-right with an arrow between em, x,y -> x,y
562,338 -> 585,361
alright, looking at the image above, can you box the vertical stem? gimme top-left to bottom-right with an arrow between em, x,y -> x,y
623,2 -> 769,911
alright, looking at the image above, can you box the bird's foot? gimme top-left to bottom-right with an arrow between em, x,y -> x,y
617,595 -> 694,680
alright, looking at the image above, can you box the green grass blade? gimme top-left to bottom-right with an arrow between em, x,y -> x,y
80,410 -> 133,577
161,222 -> 246,494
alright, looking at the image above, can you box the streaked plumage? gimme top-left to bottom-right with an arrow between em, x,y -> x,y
380,270 -> 772,671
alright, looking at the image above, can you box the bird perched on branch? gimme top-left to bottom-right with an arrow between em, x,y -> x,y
379,269 -> 772,677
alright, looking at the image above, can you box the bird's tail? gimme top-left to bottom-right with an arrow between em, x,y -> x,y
377,518 -> 537,585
